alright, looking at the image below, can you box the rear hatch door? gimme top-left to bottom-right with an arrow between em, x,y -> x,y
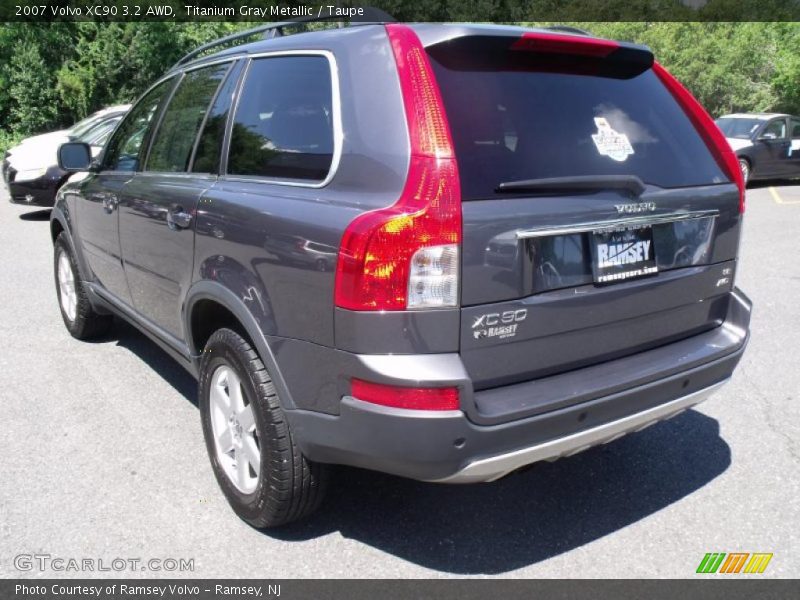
425,30 -> 742,418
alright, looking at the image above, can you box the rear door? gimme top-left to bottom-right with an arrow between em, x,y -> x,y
118,61 -> 235,339
426,34 -> 742,394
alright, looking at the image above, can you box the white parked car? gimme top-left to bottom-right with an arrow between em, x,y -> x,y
3,105 -> 130,183
3,105 -> 130,206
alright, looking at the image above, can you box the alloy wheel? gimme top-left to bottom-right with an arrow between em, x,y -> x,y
739,158 -> 750,184
209,365 -> 260,494
57,251 -> 77,322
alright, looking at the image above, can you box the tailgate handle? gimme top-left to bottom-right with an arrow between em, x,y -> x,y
515,209 -> 719,239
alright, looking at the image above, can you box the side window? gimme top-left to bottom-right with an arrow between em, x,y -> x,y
791,119 -> 800,139
763,119 -> 787,139
103,79 -> 174,172
227,55 -> 334,182
146,63 -> 231,173
192,61 -> 243,174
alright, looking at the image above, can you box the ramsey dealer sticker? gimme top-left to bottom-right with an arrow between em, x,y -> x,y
591,226 -> 658,284
591,117 -> 634,162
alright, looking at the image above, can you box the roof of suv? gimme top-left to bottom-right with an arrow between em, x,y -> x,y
172,22 -> 626,74
718,112 -> 791,120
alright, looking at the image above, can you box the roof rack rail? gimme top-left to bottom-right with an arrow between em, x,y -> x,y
173,7 -> 395,69
544,25 -> 592,36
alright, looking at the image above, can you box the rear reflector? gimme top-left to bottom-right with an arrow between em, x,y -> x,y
653,61 -> 746,214
351,379 -> 460,411
334,24 -> 462,311
511,32 -> 620,57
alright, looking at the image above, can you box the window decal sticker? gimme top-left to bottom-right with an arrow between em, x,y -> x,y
591,117 -> 634,162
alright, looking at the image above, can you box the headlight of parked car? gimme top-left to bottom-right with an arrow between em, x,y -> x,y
13,167 -> 47,182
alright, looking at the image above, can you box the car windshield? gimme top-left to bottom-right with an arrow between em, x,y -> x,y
77,118 -> 120,146
715,117 -> 762,139
70,111 -> 115,138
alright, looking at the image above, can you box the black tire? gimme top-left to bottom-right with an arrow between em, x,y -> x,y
199,328 -> 329,528
54,233 -> 113,340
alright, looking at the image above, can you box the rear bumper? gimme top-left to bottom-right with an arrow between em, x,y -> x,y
434,379 -> 726,483
284,288 -> 751,482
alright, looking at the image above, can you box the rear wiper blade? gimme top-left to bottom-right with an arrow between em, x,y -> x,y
495,175 -> 647,196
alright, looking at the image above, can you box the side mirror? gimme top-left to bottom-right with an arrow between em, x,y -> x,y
759,132 -> 778,141
57,142 -> 93,171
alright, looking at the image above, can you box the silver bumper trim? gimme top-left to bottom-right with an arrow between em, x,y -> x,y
431,379 -> 729,484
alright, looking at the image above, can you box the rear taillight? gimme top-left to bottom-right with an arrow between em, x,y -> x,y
351,378 -> 460,411
653,61 -> 746,214
334,23 -> 461,311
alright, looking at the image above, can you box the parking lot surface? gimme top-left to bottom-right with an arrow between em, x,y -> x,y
0,183 -> 798,578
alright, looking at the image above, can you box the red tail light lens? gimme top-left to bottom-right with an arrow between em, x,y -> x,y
511,32 -> 620,57
351,378 -> 460,411
653,61 -> 745,213
334,24 -> 462,311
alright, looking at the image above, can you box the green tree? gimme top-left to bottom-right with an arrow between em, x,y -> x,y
1,19 -> 799,154
8,39 -> 59,134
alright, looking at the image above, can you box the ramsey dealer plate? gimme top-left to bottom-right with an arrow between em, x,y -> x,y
591,225 -> 657,284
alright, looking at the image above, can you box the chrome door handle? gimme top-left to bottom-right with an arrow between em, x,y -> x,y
102,195 -> 118,214
167,207 -> 193,230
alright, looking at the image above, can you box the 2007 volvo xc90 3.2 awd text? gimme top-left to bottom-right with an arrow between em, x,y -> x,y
51,21 -> 751,527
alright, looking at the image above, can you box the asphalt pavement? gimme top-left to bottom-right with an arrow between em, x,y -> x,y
0,183 -> 798,578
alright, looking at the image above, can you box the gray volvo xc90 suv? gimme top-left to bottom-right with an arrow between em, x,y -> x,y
51,21 -> 751,527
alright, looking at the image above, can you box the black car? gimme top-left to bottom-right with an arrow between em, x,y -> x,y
51,21 -> 750,527
715,113 -> 800,183
4,108 -> 127,207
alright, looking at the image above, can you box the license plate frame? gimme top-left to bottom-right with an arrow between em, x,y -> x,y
590,225 -> 658,285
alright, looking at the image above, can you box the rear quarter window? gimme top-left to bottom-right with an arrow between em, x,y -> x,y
227,55 -> 334,182
427,40 -> 729,200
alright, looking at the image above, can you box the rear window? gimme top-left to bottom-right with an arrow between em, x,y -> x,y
427,40 -> 729,200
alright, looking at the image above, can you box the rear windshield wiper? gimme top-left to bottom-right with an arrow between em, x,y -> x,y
495,175 -> 646,196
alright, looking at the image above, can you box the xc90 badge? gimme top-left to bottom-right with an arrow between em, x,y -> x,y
472,309 -> 527,340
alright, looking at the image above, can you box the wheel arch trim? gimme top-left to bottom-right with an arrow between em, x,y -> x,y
184,280 -> 297,410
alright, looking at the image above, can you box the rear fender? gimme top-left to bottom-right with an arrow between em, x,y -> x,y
184,279 -> 296,410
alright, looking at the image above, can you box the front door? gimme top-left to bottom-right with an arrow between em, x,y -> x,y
75,172 -> 132,304
788,118 -> 800,177
76,77 -> 177,305
756,118 -> 792,177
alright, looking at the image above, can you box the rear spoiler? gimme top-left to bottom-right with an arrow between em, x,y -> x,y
420,26 -> 653,77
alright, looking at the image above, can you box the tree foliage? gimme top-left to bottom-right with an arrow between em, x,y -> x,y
0,20 -> 798,152
0,22 -> 249,141
558,22 -> 800,116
